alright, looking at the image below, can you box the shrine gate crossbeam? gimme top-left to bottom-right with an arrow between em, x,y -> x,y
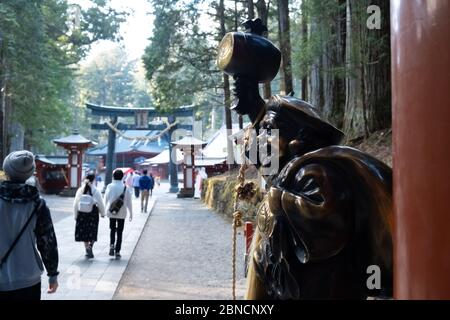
86,102 -> 194,193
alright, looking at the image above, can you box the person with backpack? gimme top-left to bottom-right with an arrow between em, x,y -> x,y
104,169 -> 133,259
73,173 -> 105,259
0,150 -> 59,300
132,171 -> 141,198
139,169 -> 152,213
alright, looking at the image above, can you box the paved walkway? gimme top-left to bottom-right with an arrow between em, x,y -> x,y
114,194 -> 246,300
41,185 -> 164,300
39,183 -> 246,300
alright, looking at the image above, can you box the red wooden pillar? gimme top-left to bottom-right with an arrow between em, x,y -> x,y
244,221 -> 254,277
244,222 -> 254,254
391,0 -> 450,299
172,134 -> 205,198
182,145 -> 195,190
53,132 -> 94,191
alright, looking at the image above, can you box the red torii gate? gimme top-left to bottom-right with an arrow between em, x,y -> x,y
86,103 -> 193,192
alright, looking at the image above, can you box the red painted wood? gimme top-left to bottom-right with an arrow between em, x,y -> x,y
392,0 -> 450,299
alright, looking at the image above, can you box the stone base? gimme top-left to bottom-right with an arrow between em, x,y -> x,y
58,188 -> 78,197
177,188 -> 194,198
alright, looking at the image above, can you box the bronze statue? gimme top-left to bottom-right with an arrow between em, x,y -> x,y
217,19 -> 393,299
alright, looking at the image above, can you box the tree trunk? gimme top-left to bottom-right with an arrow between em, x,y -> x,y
211,106 -> 216,131
0,39 -> 5,166
343,0 -> 390,137
4,91 -> 12,154
277,0 -> 293,95
364,0 -> 391,132
307,17 -> 323,109
236,0 -> 243,129
321,0 -> 346,128
218,0 -> 234,166
255,0 -> 272,99
235,0 -> 239,30
343,0 -> 365,137
301,11 -> 308,101
247,0 -> 255,19
334,0 -> 347,128
11,123 -> 25,152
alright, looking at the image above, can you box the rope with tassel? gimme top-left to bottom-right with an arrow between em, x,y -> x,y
232,128 -> 257,300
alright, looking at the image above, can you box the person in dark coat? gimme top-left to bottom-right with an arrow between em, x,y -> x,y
139,170 -> 153,213
0,150 -> 59,300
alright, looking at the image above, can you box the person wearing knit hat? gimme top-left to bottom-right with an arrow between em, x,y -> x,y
3,150 -> 36,182
0,150 -> 59,300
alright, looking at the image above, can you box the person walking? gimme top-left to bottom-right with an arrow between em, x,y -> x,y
0,150 -> 59,300
148,173 -> 155,197
139,169 -> 152,213
73,172 -> 105,259
104,169 -> 133,259
125,171 -> 134,188
194,167 -> 208,199
132,171 -> 141,198
95,174 -> 102,188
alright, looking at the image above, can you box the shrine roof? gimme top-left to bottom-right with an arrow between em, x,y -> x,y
171,135 -> 206,147
140,148 -> 183,165
35,155 -> 68,166
53,134 -> 93,145
86,130 -> 169,156
86,102 -> 195,117
201,123 -> 249,159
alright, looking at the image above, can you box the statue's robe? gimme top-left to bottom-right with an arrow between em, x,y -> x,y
246,146 -> 393,300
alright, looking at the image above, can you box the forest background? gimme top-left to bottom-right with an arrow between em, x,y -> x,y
0,0 -> 392,166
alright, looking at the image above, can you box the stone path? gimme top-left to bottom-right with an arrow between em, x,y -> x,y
40,183 -> 246,300
40,185 -> 162,300
114,194 -> 246,300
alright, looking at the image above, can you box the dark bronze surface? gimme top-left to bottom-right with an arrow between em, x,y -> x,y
217,22 -> 281,120
252,146 -> 393,299
258,95 -> 344,170
217,22 -> 393,300
217,32 -> 281,83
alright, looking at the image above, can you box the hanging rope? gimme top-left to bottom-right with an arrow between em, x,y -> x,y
232,210 -> 242,300
231,127 -> 257,300
104,120 -> 178,141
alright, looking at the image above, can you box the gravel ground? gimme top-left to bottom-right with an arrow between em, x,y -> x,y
114,194 -> 247,300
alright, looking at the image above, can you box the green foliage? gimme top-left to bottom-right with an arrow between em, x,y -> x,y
143,0 -> 220,113
291,0 -> 345,79
0,0 -> 127,153
73,46 -> 155,146
79,46 -> 136,107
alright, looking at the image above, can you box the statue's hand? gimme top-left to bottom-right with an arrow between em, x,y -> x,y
268,158 -> 353,263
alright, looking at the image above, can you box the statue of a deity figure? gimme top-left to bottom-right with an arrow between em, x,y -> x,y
217,19 -> 393,299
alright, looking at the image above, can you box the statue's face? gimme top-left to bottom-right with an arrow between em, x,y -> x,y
257,110 -> 304,172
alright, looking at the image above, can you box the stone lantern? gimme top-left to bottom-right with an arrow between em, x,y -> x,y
171,132 -> 206,198
53,130 -> 95,195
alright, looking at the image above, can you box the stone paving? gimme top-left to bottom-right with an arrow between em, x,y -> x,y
114,194 -> 246,300
40,185 -> 162,300
39,182 -> 246,300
